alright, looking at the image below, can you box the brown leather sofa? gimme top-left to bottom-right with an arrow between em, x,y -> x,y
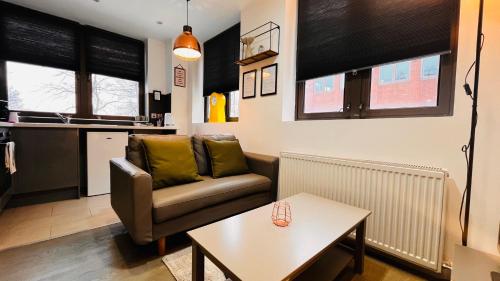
110,134 -> 279,255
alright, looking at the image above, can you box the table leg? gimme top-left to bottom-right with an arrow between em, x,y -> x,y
354,219 -> 366,274
192,242 -> 204,281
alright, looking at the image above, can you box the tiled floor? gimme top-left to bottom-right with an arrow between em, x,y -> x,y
0,194 -> 120,251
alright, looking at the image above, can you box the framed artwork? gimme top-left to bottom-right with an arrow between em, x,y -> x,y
174,64 -> 186,87
242,69 -> 257,99
152,90 -> 162,101
261,63 -> 277,96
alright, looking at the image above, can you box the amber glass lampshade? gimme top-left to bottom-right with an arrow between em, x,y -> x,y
173,25 -> 201,61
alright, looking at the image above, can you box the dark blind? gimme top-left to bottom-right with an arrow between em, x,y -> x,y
203,23 -> 240,96
296,0 -> 459,81
85,26 -> 144,81
0,1 -> 80,71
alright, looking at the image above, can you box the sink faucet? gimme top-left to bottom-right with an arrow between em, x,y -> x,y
55,113 -> 70,124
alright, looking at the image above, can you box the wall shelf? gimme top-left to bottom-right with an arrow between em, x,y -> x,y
236,50 -> 278,66
236,22 -> 280,66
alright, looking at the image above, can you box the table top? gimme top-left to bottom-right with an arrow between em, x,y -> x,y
452,245 -> 500,281
188,193 -> 371,281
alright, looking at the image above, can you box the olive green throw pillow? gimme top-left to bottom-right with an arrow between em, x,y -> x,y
142,137 -> 202,189
204,139 -> 249,178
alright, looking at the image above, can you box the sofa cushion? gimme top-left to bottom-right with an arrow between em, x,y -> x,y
192,134 -> 236,175
204,139 -> 249,178
152,173 -> 271,223
142,136 -> 202,189
127,134 -> 186,171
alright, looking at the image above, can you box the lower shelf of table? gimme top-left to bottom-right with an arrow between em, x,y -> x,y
294,246 -> 353,281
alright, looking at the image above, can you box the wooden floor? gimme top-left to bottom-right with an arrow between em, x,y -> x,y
0,223 -> 427,281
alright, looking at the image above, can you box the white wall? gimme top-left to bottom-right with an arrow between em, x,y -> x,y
188,0 -> 500,258
146,38 -> 171,116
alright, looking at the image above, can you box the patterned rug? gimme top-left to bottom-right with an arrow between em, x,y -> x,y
162,246 -> 228,281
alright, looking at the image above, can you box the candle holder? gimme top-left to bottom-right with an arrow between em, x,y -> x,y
271,201 -> 291,227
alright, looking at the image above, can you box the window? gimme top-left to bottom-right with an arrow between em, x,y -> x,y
370,56 -> 440,110
378,61 -> 410,84
304,74 -> 345,113
421,55 -> 440,79
297,53 -> 455,119
91,74 -> 139,117
0,2 -> 145,119
295,0 -> 458,120
228,91 -> 240,119
204,91 -> 239,123
6,61 -> 76,113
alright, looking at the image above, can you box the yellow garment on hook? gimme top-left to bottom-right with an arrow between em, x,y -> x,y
208,92 -> 226,123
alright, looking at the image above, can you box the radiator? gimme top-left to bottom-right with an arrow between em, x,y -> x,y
278,152 -> 448,272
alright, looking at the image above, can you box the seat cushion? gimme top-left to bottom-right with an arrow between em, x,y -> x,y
152,173 -> 271,223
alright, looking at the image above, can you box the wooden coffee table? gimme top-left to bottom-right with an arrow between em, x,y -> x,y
188,193 -> 371,281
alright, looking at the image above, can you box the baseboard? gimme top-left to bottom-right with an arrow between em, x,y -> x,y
0,187 -> 12,213
6,186 -> 80,208
341,238 -> 451,281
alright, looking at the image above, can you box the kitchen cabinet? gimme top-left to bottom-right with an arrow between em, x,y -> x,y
10,128 -> 80,204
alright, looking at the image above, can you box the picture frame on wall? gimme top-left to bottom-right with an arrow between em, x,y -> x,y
242,69 -> 257,99
174,64 -> 186,87
261,63 -> 278,96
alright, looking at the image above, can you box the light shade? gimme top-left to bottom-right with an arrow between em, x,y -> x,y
173,25 -> 201,61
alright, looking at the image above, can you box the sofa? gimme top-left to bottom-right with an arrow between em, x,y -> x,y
109,134 -> 279,255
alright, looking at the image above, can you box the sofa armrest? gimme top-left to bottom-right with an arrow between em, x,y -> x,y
245,152 -> 279,200
110,157 -> 153,245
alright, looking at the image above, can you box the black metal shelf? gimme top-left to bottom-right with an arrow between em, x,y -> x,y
236,22 -> 279,66
236,50 -> 278,66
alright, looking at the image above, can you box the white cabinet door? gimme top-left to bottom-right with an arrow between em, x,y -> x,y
87,132 -> 128,196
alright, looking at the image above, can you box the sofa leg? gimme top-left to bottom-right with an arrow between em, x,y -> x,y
158,237 -> 166,256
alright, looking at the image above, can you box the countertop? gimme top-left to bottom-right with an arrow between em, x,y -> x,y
0,122 -> 178,130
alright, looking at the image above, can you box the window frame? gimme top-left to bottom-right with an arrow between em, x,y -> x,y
296,53 -> 456,120
86,73 -> 145,120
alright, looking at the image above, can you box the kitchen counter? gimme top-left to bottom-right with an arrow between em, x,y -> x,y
0,121 -> 177,130
0,120 -> 177,208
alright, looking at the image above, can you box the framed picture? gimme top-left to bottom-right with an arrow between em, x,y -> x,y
152,90 -> 162,101
242,69 -> 257,99
261,63 -> 277,96
174,64 -> 186,87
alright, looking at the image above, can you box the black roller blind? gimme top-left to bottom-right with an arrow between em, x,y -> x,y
0,1 -> 80,71
85,26 -> 144,82
296,0 -> 459,82
203,23 -> 240,97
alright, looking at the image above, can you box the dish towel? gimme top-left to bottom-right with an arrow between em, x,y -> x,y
5,141 -> 16,174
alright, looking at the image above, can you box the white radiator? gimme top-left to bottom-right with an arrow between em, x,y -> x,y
278,152 -> 448,272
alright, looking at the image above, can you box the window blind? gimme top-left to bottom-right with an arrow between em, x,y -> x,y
84,26 -> 145,82
203,23 -> 240,97
0,1 -> 80,71
296,0 -> 459,82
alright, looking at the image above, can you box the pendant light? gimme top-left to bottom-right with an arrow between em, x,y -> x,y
173,0 -> 201,61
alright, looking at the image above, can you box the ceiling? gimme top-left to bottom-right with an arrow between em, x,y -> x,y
3,0 -> 250,42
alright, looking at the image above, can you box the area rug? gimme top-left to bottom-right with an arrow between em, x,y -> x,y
162,246 -> 228,281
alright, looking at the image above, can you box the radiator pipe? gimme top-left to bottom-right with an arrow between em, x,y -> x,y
462,0 -> 484,247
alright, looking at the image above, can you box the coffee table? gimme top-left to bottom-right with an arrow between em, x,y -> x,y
188,193 -> 371,281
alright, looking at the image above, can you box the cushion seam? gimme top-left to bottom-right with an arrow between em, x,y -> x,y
152,180 -> 270,208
